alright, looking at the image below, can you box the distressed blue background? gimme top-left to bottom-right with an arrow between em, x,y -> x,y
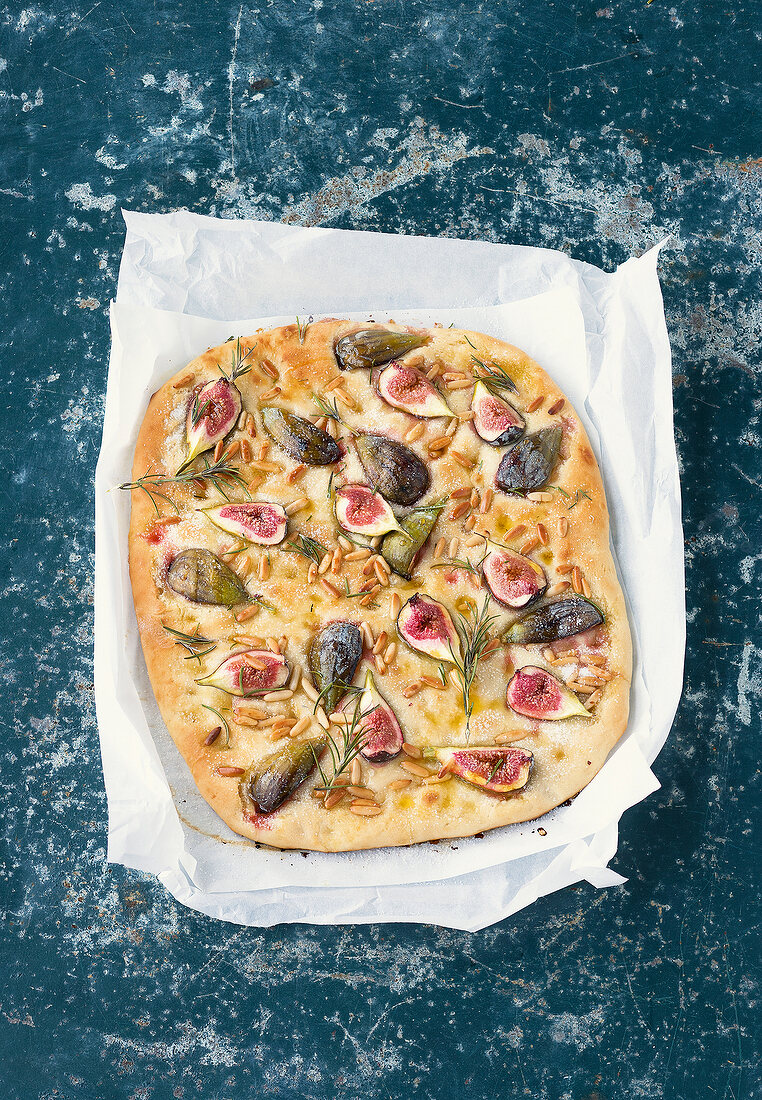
1,2 -> 760,1098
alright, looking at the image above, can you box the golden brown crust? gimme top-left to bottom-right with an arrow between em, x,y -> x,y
127,320 -> 632,851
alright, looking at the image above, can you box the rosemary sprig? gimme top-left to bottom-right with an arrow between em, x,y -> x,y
190,394 -> 213,427
221,337 -> 256,383
312,393 -> 342,423
202,703 -> 231,748
449,596 -> 499,740
430,556 -> 484,577
311,693 -> 373,792
219,540 -> 249,558
296,315 -> 313,344
282,532 -> 328,565
163,624 -> 217,664
548,485 -> 592,510
119,452 -> 250,515
463,334 -> 518,395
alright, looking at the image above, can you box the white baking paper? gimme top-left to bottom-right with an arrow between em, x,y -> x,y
94,212 -> 684,931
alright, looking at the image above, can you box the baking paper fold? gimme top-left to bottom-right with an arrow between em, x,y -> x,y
94,212 -> 683,930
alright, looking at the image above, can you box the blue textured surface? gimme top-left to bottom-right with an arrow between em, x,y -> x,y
2,3 -> 760,1098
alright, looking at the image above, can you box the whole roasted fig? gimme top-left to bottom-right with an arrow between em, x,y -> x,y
240,738 -> 326,815
334,328 -> 426,371
202,501 -> 288,545
167,549 -> 251,606
376,361 -> 451,418
334,485 -> 401,537
506,666 -> 588,720
433,746 -> 533,793
355,434 -> 430,506
495,426 -> 562,493
471,381 -> 525,446
380,504 -> 441,579
397,593 -> 460,663
308,621 -> 363,714
501,597 -> 603,645
358,670 -> 404,763
180,377 -> 242,472
196,649 -> 289,696
261,407 -> 341,465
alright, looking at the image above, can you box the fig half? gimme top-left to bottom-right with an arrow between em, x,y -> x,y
397,593 -> 460,663
334,485 -> 401,537
501,598 -> 604,645
334,328 -> 426,371
380,504 -> 441,579
240,738 -> 326,815
180,378 -> 242,471
376,361 -> 452,419
506,665 -> 588,720
471,381 -> 525,446
308,621 -> 363,714
167,549 -> 251,606
261,407 -> 341,465
433,746 -> 533,794
495,425 -> 562,493
358,670 -> 404,764
196,649 -> 289,696
483,545 -> 546,609
203,501 -> 288,546
355,433 -> 430,506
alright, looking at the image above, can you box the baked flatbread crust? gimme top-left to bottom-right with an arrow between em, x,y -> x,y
128,320 -> 631,851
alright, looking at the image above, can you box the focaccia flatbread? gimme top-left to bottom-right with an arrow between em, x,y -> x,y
126,320 -> 631,851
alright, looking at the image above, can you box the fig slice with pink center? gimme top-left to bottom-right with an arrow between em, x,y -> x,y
334,484 -> 401,537
483,545 -> 546,608
376,361 -> 452,419
196,649 -> 289,697
432,746 -> 533,794
397,593 -> 460,663
180,378 -> 242,471
505,665 -> 589,720
471,381 -> 525,446
202,501 -> 288,545
357,670 -> 404,763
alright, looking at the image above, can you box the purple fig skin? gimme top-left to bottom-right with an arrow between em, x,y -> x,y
181,378 -> 242,470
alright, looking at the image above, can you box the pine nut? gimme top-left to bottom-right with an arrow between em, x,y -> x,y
307,562 -> 318,583
324,788 -> 346,809
384,642 -> 397,664
402,682 -> 422,698
449,537 -> 460,559
400,761 -> 431,778
173,372 -> 194,388
350,805 -> 382,816
506,524 -> 526,539
451,501 -> 470,520
451,450 -> 475,469
267,637 -> 281,653
360,622 -> 374,648
446,378 -> 474,391
446,417 -> 459,437
464,514 -> 477,531
301,679 -> 319,703
285,497 -> 309,516
388,779 -> 412,790
405,422 -> 425,442
320,578 -> 341,599
451,486 -> 472,499
260,359 -> 279,379
325,376 -> 345,392
390,592 -> 401,618
548,581 -> 571,596
520,537 -> 540,555
350,758 -> 362,785
527,491 -> 553,502
290,716 -> 311,737
433,537 -> 446,559
373,560 -> 389,586
345,548 -> 371,561
558,516 -> 569,537
480,487 -> 493,514
402,742 -> 422,759
318,552 -> 331,575
537,522 -> 548,546
213,439 -> 225,462
526,395 -> 544,412
260,385 -> 281,401
235,606 -> 259,623
217,766 -> 245,777
258,555 -> 270,581
572,566 -> 583,593
287,463 -> 307,483
331,547 -> 343,573
548,398 -> 565,415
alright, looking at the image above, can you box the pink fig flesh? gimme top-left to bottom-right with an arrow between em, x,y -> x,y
203,501 -> 288,545
435,746 -> 532,793
471,381 -> 525,446
183,378 -> 242,469
397,593 -> 460,663
505,665 -> 588,720
335,485 -> 401,536
376,361 -> 451,418
483,546 -> 546,608
358,671 -> 404,763
196,649 -> 289,697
